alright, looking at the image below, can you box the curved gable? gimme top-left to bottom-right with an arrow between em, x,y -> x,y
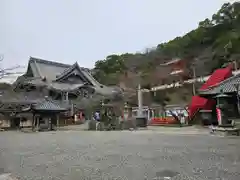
55,63 -> 92,85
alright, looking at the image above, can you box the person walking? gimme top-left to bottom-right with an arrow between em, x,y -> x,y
94,111 -> 101,130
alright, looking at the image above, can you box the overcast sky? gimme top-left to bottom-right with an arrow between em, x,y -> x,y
0,0 -> 236,83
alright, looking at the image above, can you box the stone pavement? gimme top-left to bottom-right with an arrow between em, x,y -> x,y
0,129 -> 240,180
147,125 -> 210,135
58,123 -> 89,131
58,124 -> 210,134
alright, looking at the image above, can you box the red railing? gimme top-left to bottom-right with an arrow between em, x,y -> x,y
149,117 -> 177,125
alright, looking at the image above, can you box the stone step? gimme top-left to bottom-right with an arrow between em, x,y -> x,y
211,127 -> 240,136
0,173 -> 18,180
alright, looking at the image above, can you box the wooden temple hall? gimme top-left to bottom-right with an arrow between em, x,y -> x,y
0,57 -> 121,130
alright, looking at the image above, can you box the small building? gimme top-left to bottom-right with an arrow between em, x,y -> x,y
31,98 -> 67,131
160,58 -> 189,78
188,66 -> 233,125
0,91 -> 67,130
198,73 -> 240,125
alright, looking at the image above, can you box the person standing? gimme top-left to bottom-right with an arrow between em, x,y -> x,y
95,111 -> 100,122
179,113 -> 185,126
94,111 -> 101,130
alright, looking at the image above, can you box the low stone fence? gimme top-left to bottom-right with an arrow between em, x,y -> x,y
88,118 -> 137,131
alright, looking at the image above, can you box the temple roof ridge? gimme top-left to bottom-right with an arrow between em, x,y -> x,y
55,62 -> 81,81
29,56 -> 71,68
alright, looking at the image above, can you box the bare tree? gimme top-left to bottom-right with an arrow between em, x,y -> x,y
0,55 -> 24,80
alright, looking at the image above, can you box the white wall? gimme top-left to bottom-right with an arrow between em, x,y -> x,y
0,118 -> 32,128
20,119 -> 32,127
0,119 -> 10,128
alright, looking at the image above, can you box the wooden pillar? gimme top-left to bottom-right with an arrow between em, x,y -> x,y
61,92 -> 65,101
36,115 -> 40,131
66,92 -> 69,102
48,117 -> 52,131
56,114 -> 59,129
32,114 -> 35,131
20,117 -> 22,129
51,117 -> 53,130
147,108 -> 150,121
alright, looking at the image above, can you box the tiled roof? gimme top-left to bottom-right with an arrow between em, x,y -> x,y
26,57 -> 95,85
28,57 -> 71,80
30,57 -> 71,68
18,77 -> 85,92
48,82 -> 85,91
15,57 -> 122,96
55,62 -> 79,81
20,72 -> 86,92
199,67 -> 232,90
55,62 -> 94,86
0,90 -> 44,104
23,77 -> 47,86
33,99 -> 66,111
28,57 -> 93,82
199,73 -> 240,95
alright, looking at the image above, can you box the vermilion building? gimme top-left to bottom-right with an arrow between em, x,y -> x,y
160,58 -> 190,82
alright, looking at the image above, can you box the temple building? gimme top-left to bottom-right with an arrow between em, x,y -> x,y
0,57 -> 122,130
14,57 -> 120,98
160,58 -> 189,78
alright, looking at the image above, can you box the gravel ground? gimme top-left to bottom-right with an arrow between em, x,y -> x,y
0,129 -> 240,180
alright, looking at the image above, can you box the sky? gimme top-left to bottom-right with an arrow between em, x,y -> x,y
0,0 -> 236,82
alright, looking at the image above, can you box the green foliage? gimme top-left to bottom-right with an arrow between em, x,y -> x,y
94,2 -> 240,85
93,54 -> 132,85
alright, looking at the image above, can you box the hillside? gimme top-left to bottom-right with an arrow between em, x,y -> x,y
93,2 -> 240,91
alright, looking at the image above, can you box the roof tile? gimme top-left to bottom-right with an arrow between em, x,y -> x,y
200,73 -> 240,95
33,99 -> 66,111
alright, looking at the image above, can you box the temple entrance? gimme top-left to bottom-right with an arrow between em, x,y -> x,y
33,115 -> 57,131
10,118 -> 20,129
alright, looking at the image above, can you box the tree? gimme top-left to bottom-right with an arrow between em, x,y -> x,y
92,1 -> 240,98
0,55 -> 23,80
93,54 -> 127,85
199,18 -> 213,28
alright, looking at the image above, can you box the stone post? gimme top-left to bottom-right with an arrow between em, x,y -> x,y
137,83 -> 143,117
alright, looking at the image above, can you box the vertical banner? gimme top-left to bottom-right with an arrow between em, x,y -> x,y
216,108 -> 222,125
79,111 -> 83,121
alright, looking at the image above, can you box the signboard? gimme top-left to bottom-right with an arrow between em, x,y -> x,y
165,108 -> 188,117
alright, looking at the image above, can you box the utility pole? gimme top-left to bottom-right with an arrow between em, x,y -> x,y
191,61 -> 196,96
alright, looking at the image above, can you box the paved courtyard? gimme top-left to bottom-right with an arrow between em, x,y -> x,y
0,128 -> 240,180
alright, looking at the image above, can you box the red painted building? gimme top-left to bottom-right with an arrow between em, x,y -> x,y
160,58 -> 190,82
